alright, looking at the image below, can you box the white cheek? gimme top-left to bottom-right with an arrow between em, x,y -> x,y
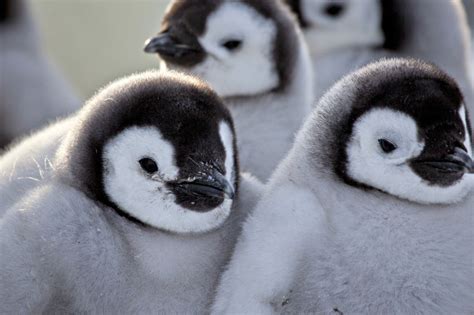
353,108 -> 422,164
103,127 -> 232,234
347,108 -> 473,204
191,2 -> 279,97
103,127 -> 179,220
459,106 -> 473,156
219,122 -> 235,185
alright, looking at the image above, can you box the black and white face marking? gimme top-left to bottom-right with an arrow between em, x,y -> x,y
284,0 -> 383,55
102,122 -> 236,234
343,78 -> 474,205
144,0 -> 298,97
58,72 -> 238,234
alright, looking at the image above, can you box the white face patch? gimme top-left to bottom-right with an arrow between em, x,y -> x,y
219,122 -> 235,185
301,0 -> 384,56
102,126 -> 234,234
184,2 -> 279,97
346,108 -> 474,205
459,106 -> 473,156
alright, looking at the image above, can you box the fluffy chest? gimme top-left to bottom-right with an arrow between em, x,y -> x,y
284,191 -> 474,314
60,217 -> 237,314
228,93 -> 310,180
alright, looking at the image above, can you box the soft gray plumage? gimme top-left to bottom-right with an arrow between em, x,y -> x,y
463,0 -> 474,76
212,59 -> 474,314
144,0 -> 313,182
0,0 -> 80,148
286,0 -> 474,121
0,118 -> 72,216
0,71 -> 263,314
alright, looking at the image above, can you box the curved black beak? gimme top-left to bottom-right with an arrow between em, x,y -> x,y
415,147 -> 474,174
144,33 -> 202,58
170,169 -> 235,200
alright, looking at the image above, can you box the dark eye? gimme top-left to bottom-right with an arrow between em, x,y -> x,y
323,3 -> 345,17
378,139 -> 397,153
139,158 -> 158,174
221,39 -> 242,51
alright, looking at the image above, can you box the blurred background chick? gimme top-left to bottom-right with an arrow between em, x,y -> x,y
0,0 -> 81,149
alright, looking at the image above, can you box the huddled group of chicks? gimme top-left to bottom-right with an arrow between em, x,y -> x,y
1,0 -> 474,313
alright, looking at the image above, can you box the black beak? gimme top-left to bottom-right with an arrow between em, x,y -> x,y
415,147 -> 474,174
170,169 -> 235,200
144,33 -> 202,58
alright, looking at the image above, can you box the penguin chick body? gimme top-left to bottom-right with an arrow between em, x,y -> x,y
144,0 -> 313,181
0,118 -> 73,216
0,71 -> 263,314
212,59 -> 474,314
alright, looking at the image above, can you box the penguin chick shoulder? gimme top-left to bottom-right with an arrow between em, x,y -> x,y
0,71 -> 262,314
144,0 -> 313,181
212,59 -> 474,314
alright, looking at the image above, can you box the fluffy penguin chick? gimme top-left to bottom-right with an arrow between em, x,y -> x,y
0,71 -> 263,314
212,59 -> 474,314
144,0 -> 313,181
283,0 -> 474,122
0,0 -> 80,148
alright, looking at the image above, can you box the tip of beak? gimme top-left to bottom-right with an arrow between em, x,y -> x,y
453,147 -> 474,174
224,186 -> 235,200
143,38 -> 156,53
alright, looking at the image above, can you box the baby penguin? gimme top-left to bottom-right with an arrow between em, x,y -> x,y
212,59 -> 474,314
283,0 -> 473,122
0,0 -> 80,148
284,0 -> 384,57
144,0 -> 313,181
0,71 -> 262,313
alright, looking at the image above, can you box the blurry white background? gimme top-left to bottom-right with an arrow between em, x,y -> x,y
30,0 -> 169,99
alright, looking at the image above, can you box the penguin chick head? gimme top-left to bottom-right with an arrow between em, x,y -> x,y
313,59 -> 474,205
144,0 -> 299,97
56,71 -> 238,234
283,0 -> 383,56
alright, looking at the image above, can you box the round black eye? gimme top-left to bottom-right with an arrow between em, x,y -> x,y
378,139 -> 397,153
324,3 -> 345,17
139,158 -> 158,174
222,39 -> 242,51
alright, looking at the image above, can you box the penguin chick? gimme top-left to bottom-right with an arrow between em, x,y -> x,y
144,0 -> 313,181
283,0 -> 384,57
283,0 -> 474,123
0,0 -> 80,148
0,71 -> 263,314
212,59 -> 474,314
